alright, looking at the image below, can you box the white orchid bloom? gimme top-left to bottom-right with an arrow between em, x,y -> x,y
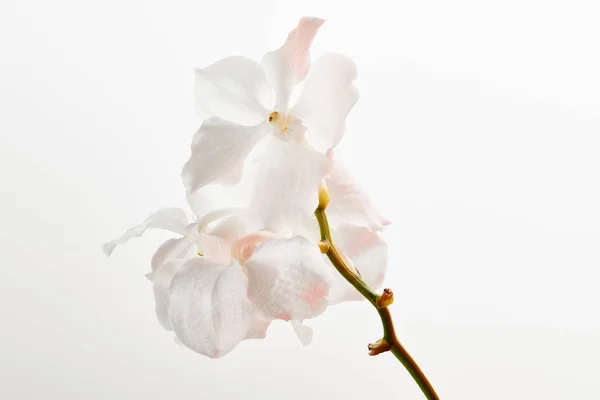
187,148 -> 392,236
182,17 -> 359,232
103,207 -> 333,358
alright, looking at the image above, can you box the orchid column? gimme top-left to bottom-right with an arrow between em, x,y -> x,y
104,17 -> 439,400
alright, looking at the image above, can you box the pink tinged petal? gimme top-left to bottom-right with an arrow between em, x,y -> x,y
262,17 -> 324,110
168,258 -> 253,358
103,208 -> 189,257
182,117 -> 270,193
152,258 -> 187,331
337,225 -> 388,288
197,210 -> 252,264
326,151 -> 391,231
328,225 -> 389,305
244,315 -> 271,340
291,320 -> 313,346
195,56 -> 272,126
231,231 -> 276,265
245,236 -> 333,321
326,251 -> 363,304
293,54 -> 359,152
250,136 -> 332,232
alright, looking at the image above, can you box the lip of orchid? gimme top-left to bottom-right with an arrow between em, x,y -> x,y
231,231 -> 276,265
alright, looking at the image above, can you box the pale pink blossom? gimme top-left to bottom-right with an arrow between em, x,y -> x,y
182,17 -> 359,232
103,207 -> 332,358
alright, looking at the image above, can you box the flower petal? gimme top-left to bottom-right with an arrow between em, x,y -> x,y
149,236 -> 197,277
291,320 -> 313,346
184,208 -> 249,265
185,135 -> 273,218
195,56 -> 272,125
326,151 -> 391,231
245,236 -> 333,321
168,258 -> 253,358
293,54 -> 359,152
103,208 -> 189,257
262,17 -> 324,110
182,117 -> 270,193
244,315 -> 271,340
153,258 -> 187,330
329,225 -> 389,304
187,185 -> 250,219
250,136 -> 331,232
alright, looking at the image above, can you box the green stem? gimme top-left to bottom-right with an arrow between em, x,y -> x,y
315,207 -> 439,400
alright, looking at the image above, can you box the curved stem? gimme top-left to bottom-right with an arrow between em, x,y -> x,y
315,207 -> 439,400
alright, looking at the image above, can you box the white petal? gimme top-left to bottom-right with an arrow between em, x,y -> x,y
103,208 -> 189,257
329,225 -> 389,304
168,258 -> 253,358
150,238 -> 180,274
182,118 -> 270,193
291,320 -> 313,346
245,236 -> 333,321
197,209 -> 252,264
195,56 -> 272,125
262,17 -> 324,110
187,185 -> 250,219
250,136 -> 331,232
200,208 -> 250,243
326,151 -> 391,231
153,258 -> 187,331
197,232 -> 231,265
149,235 -> 197,276
293,54 -> 358,152
185,134 -> 272,218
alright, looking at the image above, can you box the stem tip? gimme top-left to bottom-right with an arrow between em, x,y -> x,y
318,181 -> 330,210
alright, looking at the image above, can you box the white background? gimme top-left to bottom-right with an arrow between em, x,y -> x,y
1,0 -> 599,399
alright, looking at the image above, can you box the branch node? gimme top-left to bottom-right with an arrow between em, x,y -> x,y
368,338 -> 391,356
376,288 -> 394,308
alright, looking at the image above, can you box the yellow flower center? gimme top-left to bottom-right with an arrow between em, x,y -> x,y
268,111 -> 289,134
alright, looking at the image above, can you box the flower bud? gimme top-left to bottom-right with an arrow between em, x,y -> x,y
318,181 -> 330,209
318,240 -> 330,253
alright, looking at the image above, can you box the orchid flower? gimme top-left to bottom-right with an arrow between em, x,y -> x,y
103,207 -> 336,357
182,17 -> 359,232
102,203 -> 388,357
